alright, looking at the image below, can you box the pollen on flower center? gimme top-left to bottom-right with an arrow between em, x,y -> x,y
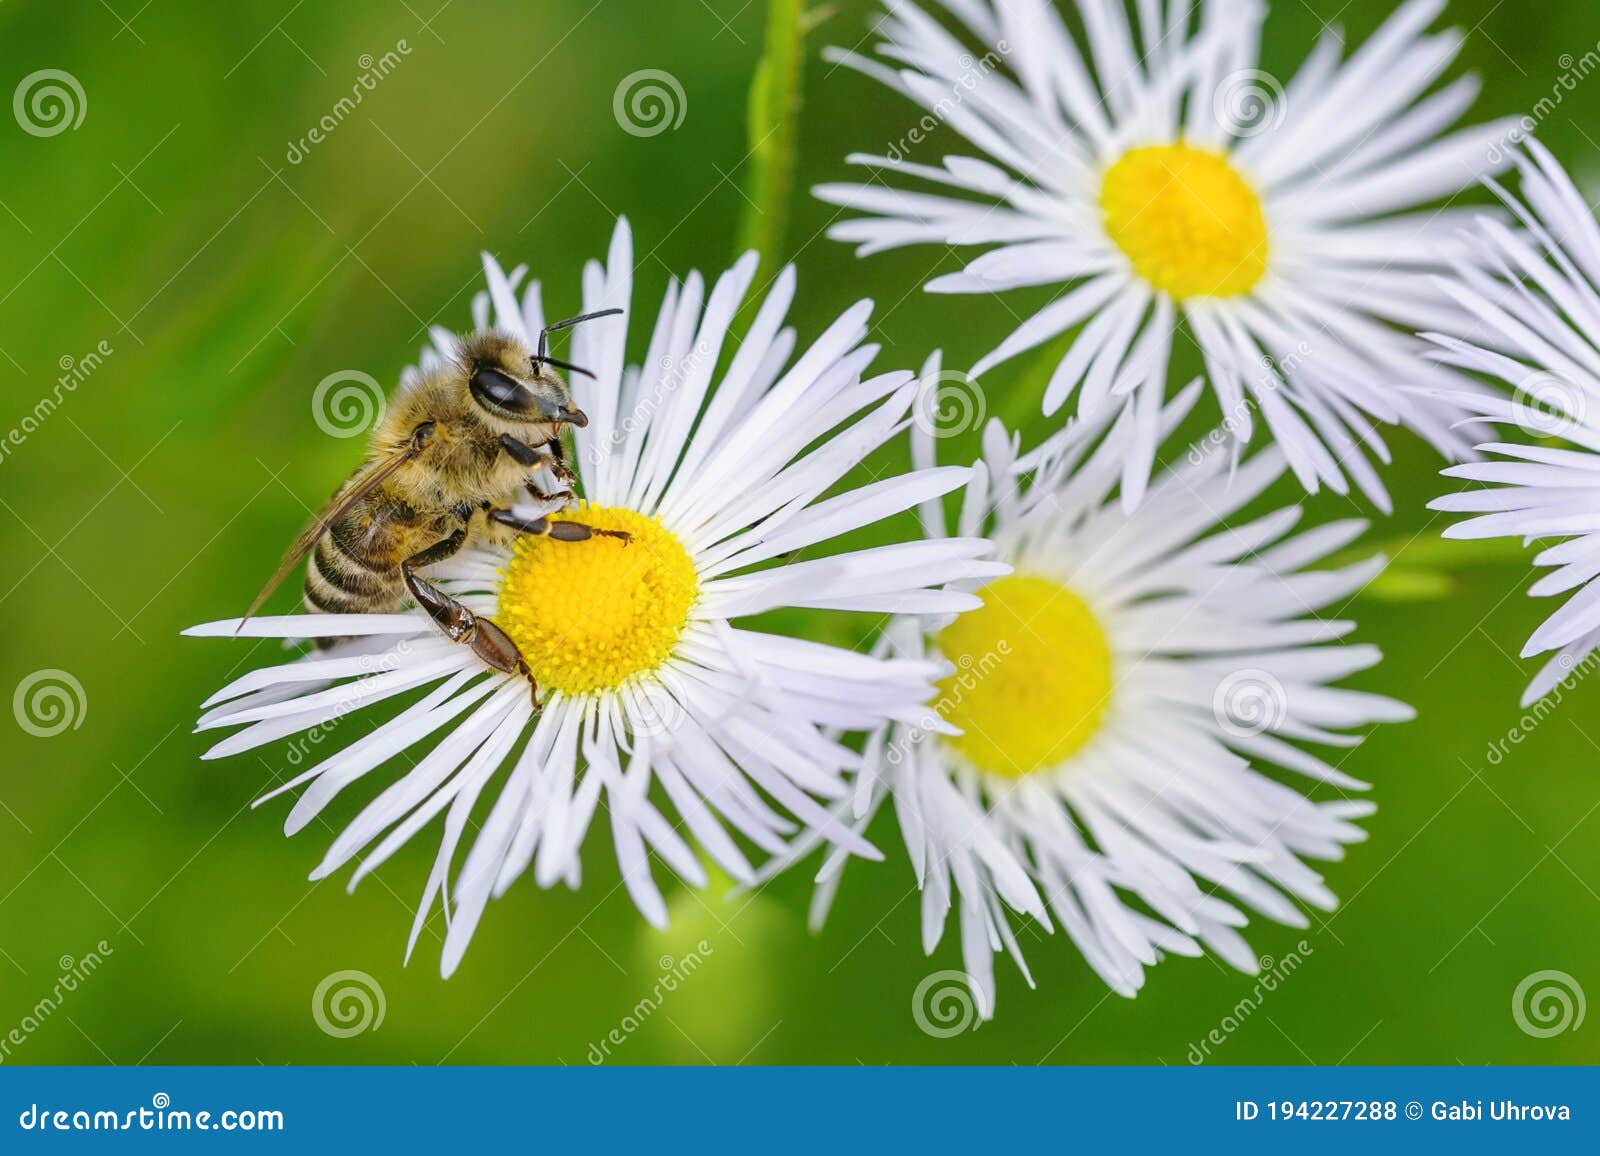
495,505 -> 698,695
933,574 -> 1113,779
1100,142 -> 1269,300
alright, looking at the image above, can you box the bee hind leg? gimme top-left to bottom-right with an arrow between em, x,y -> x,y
402,529 -> 541,707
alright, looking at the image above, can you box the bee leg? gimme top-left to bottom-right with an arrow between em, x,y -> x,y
501,433 -> 578,508
499,433 -> 545,468
520,483 -> 577,509
487,508 -> 632,545
544,437 -> 580,487
402,530 -> 541,707
500,432 -> 578,489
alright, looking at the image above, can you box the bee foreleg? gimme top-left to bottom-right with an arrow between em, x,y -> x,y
402,530 -> 541,706
501,433 -> 578,507
500,432 -> 577,485
543,436 -> 579,487
525,483 -> 577,509
498,433 -> 545,467
487,508 -> 631,545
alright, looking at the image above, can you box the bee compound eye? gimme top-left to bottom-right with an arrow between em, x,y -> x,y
470,364 -> 535,414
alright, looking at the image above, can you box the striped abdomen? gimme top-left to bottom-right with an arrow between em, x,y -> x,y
302,523 -> 405,616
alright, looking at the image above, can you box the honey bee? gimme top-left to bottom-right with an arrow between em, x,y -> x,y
244,310 -> 629,704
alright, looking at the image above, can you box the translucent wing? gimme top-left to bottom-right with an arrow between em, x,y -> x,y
241,424 -> 433,623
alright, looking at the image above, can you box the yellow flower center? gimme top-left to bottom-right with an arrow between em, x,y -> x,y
496,505 -> 698,695
934,574 -> 1113,779
1100,142 -> 1269,300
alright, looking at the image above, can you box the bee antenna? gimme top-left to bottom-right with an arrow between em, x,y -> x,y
536,355 -> 597,380
534,308 -> 624,370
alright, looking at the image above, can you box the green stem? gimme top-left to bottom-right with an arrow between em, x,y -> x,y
737,0 -> 819,268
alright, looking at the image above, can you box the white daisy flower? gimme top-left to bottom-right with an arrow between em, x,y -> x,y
1423,141 -> 1600,706
816,0 -> 1517,510
185,219 -> 1005,975
767,361 -> 1411,1015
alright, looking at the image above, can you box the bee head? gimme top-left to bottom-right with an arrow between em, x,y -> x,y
465,335 -> 587,429
462,309 -> 621,430
469,360 -> 586,427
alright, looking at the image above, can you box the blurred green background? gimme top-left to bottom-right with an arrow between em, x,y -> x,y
0,0 -> 1596,1066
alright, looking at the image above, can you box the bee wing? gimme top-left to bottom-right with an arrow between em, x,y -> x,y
242,429 -> 431,623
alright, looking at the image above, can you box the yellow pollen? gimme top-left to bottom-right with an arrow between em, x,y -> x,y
1100,142 -> 1269,300
934,574 -> 1113,779
496,505 -> 698,695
